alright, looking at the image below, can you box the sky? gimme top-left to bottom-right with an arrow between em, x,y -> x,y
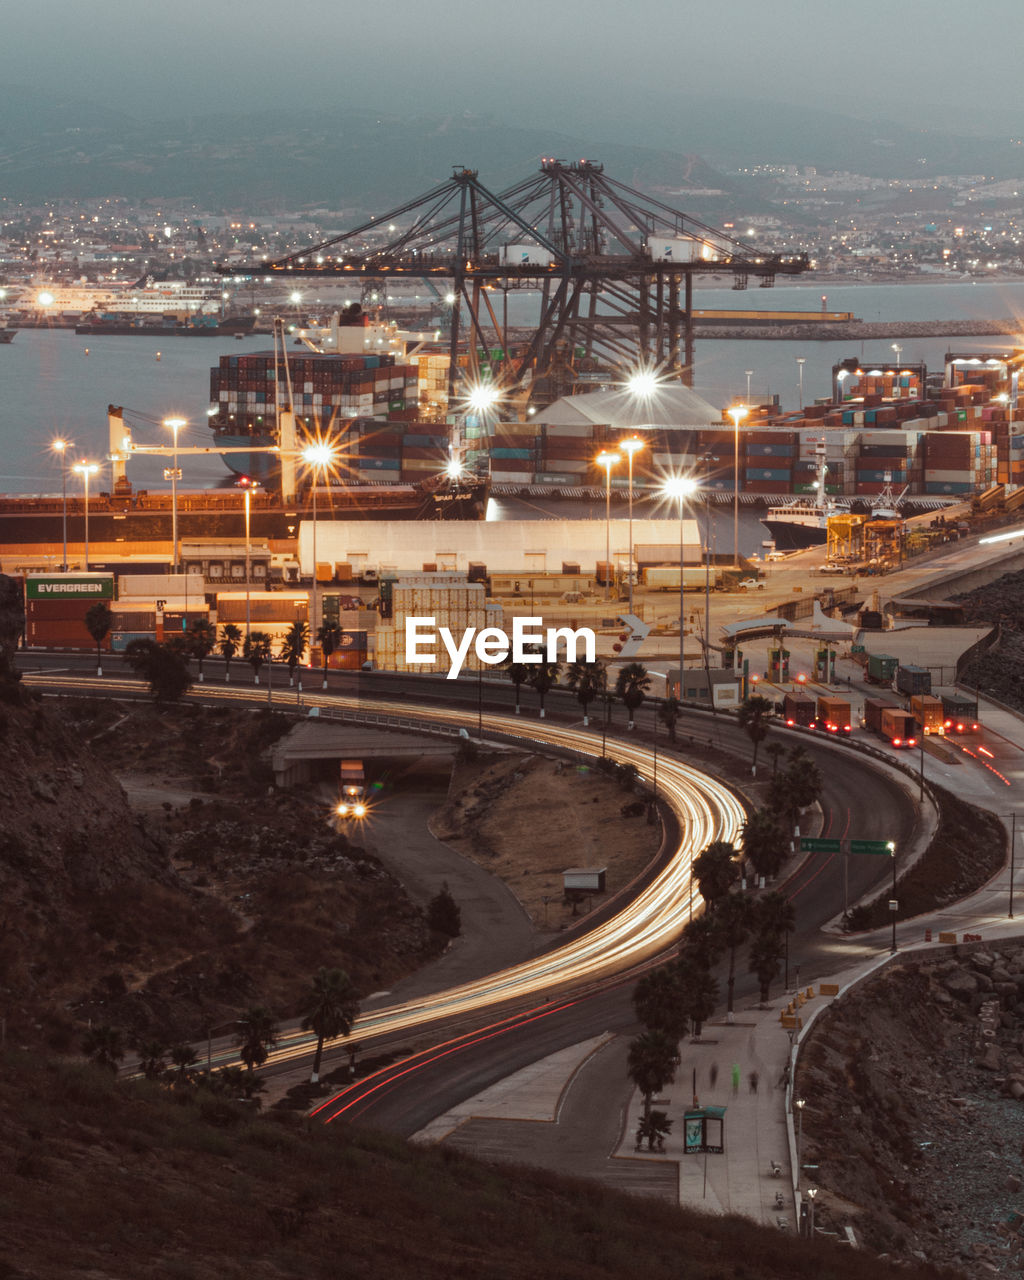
6,0 -> 1024,136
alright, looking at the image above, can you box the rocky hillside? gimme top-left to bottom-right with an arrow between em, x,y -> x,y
0,687 -> 440,1050
799,944 -> 1024,1272
953,570 -> 1024,711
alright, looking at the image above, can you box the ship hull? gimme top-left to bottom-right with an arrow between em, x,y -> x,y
0,478 -> 491,560
760,516 -> 827,550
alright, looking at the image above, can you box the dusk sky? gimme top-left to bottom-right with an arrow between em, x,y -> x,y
6,0 -> 1024,135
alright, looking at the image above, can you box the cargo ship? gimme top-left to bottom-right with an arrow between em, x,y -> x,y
75,312 -> 255,337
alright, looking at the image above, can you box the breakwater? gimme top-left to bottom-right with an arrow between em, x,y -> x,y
695,318 -> 1019,341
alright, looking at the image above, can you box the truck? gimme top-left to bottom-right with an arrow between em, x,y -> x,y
880,707 -> 918,748
862,697 -> 898,735
895,664 -> 932,697
865,653 -> 899,685
935,688 -> 980,733
782,691 -> 816,728
337,759 -> 366,817
816,695 -> 852,734
910,694 -> 946,736
642,565 -> 713,591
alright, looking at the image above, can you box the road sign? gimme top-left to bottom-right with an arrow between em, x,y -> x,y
800,837 -> 841,853
850,840 -> 894,856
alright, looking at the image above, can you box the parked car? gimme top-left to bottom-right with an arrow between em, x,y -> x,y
737,578 -> 764,591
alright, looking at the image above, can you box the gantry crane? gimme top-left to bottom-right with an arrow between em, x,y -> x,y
219,160 -> 810,409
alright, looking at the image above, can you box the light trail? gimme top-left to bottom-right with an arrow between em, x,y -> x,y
27,674 -> 745,1068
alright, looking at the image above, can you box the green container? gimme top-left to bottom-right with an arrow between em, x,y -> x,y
867,653 -> 898,682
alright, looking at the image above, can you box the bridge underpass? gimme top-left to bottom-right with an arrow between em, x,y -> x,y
269,719 -> 458,788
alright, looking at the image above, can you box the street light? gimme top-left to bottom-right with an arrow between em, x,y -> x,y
745,369 -> 754,402
663,476 -> 698,698
302,441 -> 337,683
52,438 -> 72,571
237,476 -> 260,640
794,1097 -> 805,1187
726,404 -> 748,569
72,462 -> 98,570
596,450 -> 620,600
619,436 -> 645,614
889,840 -> 898,954
796,356 -> 806,410
891,342 -> 903,363
806,1186 -> 817,1237
162,416 -> 186,572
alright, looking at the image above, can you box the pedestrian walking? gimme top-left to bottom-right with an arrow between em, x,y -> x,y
731,1062 -> 740,1094
709,1063 -> 718,1090
749,1070 -> 759,1094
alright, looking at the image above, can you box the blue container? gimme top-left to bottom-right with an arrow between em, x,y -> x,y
359,457 -> 401,471
745,467 -> 792,482
745,443 -> 796,458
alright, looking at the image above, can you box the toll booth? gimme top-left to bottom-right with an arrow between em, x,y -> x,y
683,1105 -> 726,1154
769,646 -> 790,683
814,646 -> 836,683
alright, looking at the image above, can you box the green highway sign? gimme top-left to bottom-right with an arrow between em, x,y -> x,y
800,837 -> 841,854
850,840 -> 895,856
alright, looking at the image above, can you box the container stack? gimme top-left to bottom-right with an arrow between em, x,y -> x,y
852,430 -> 923,496
24,574 -> 115,650
743,430 -> 797,495
487,421 -> 541,483
374,576 -> 498,673
211,351 -> 419,433
922,430 -> 994,495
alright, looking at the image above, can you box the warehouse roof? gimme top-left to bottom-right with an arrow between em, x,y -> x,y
534,385 -> 720,429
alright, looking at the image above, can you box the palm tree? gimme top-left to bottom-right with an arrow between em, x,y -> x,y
300,968 -> 360,1084
691,839 -> 740,912
529,657 -> 561,718
316,622 -> 341,689
765,741 -> 786,778
748,933 -> 784,1005
633,964 -> 687,1041
503,655 -> 532,715
675,954 -> 719,1039
169,1043 -> 198,1085
714,892 -> 754,1023
280,619 -> 309,687
769,746 -> 823,839
243,632 -> 272,685
84,601 -> 112,676
133,1037 -> 167,1081
678,914 -> 724,971
236,1006 -> 278,1073
658,695 -> 681,743
741,807 -> 789,884
81,1023 -> 125,1074
187,619 -> 217,683
615,661 -> 651,730
750,891 -> 796,1002
627,1029 -> 680,1122
737,694 -> 774,776
219,623 -> 242,682
564,660 -> 606,726
124,639 -> 193,704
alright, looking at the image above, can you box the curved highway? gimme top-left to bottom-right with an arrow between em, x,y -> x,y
24,664 -> 919,1133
